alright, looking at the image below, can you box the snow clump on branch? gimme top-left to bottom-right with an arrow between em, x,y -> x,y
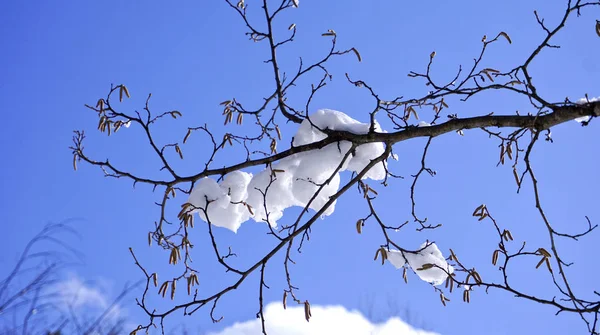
187,109 -> 386,232
387,243 -> 454,286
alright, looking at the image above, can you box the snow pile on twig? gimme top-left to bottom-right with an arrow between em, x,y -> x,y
187,109 -> 386,232
387,243 -> 454,286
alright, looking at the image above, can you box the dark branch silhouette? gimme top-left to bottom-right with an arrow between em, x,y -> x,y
71,1 -> 600,334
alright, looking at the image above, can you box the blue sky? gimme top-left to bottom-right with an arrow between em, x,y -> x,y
1,1 -> 599,334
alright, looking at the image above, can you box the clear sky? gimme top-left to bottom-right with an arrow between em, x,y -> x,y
1,1 -> 599,334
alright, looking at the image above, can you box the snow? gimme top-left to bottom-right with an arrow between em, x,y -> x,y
386,243 -> 454,286
186,109 -> 452,287
575,96 -> 599,123
187,109 -> 386,232
187,172 -> 253,232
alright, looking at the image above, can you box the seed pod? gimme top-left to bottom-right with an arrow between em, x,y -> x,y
356,219 -> 363,234
449,248 -> 458,262
246,203 -> 254,215
537,248 -> 551,257
403,267 -> 408,283
440,293 -> 450,306
472,204 -> 485,217
152,273 -> 158,287
183,129 -> 192,143
158,281 -> 169,297
303,301 -> 311,321
182,237 -> 189,252
380,247 -> 387,265
73,155 -> 78,171
171,279 -> 176,300
535,257 -> 545,269
351,47 -> 362,62
463,289 -> 470,303
502,229 -> 514,241
417,263 -> 434,271
98,116 -> 106,131
169,247 -> 179,265
178,203 -> 193,220
373,248 -> 381,262
175,145 -> 183,159
497,31 -> 512,44
492,249 -> 499,266
304,301 -> 310,321
114,121 -> 122,132
544,258 -> 553,273
283,291 -> 287,309
96,99 -> 105,112
513,168 -> 520,186
148,232 -> 152,246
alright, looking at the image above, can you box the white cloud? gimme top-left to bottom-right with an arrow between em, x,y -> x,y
207,302 -> 439,335
49,274 -> 124,321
